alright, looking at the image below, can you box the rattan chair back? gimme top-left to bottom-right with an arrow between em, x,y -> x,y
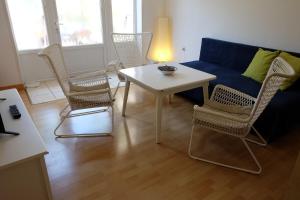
111,33 -> 153,68
39,44 -> 69,94
250,57 -> 295,126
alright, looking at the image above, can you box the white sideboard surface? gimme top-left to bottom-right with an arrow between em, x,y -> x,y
0,89 -> 52,200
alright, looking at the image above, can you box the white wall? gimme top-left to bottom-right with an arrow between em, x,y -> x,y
142,0 -> 166,32
166,0 -> 300,62
0,1 -> 22,87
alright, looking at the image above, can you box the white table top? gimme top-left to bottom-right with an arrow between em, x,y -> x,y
0,89 -> 48,170
119,63 -> 216,92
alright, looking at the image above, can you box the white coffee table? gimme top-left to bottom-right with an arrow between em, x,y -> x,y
119,63 -> 216,144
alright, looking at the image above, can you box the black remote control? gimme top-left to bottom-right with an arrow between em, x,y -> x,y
9,105 -> 21,119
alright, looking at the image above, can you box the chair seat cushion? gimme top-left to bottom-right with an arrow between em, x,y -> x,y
69,93 -> 112,110
69,77 -> 108,92
194,104 -> 250,137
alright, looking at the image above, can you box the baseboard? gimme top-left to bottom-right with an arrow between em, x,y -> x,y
0,84 -> 25,91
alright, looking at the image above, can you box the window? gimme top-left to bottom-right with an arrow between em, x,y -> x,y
111,0 -> 135,33
6,0 -> 49,51
55,0 -> 103,46
6,0 -> 137,50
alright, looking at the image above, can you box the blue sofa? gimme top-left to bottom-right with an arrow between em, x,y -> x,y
178,38 -> 300,142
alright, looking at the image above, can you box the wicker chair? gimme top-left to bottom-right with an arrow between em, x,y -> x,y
39,44 -> 114,138
189,57 -> 295,174
111,32 -> 153,96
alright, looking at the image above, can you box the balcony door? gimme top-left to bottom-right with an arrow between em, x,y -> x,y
5,0 -> 139,84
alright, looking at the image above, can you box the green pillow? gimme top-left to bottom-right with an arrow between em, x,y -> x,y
243,49 -> 280,83
279,52 -> 300,90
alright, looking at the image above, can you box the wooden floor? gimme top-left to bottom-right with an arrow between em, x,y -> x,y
20,85 -> 300,200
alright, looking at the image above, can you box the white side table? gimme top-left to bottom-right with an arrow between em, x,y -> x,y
119,63 -> 216,143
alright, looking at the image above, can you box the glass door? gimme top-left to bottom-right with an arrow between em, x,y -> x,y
55,0 -> 104,47
5,0 -> 139,83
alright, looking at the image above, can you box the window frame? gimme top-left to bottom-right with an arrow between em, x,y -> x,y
5,0 -> 140,53
111,0 -> 138,34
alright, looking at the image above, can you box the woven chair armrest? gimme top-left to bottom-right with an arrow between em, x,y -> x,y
67,88 -> 110,97
194,105 -> 250,123
211,84 -> 256,107
108,60 -> 119,72
107,60 -> 119,67
70,70 -> 107,81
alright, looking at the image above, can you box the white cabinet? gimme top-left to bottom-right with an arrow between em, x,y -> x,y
0,89 -> 52,200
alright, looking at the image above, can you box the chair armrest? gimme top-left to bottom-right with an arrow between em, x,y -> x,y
108,59 -> 125,70
194,105 -> 251,123
108,60 -> 119,67
69,70 -> 107,81
211,84 -> 256,107
66,88 -> 110,97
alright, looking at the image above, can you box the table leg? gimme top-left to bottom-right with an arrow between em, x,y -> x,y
122,80 -> 130,116
168,94 -> 174,104
155,95 -> 163,144
203,82 -> 209,104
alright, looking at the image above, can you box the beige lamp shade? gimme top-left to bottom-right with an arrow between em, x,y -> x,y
149,17 -> 173,62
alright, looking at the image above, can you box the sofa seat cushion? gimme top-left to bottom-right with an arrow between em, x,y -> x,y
182,61 -> 261,98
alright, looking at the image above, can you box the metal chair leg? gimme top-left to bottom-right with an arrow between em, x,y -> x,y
246,126 -> 267,146
112,81 -> 121,98
54,106 -> 114,138
111,106 -> 114,133
188,125 -> 262,174
59,104 -> 70,117
66,108 -> 108,118
168,94 -> 174,104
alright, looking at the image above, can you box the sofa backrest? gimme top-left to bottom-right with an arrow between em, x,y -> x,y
199,38 -> 300,73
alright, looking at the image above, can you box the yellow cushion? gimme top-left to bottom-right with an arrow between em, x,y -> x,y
279,52 -> 300,90
243,49 -> 280,83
